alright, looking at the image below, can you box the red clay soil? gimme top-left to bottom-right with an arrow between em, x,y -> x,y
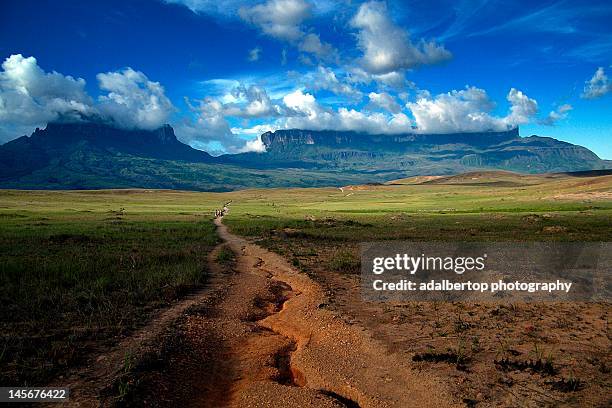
50,217 -> 461,407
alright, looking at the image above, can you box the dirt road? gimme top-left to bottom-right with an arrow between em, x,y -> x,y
52,216 -> 460,407
207,217 -> 459,407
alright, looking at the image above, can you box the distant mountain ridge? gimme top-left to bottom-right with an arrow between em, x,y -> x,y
221,128 -> 606,175
260,127 -> 520,149
0,122 -> 212,180
0,121 -> 609,191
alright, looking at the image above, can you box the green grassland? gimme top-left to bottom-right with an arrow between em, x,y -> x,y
0,172 -> 610,386
220,172 -> 611,405
0,190 -> 224,385
220,172 -> 611,279
0,150 -> 397,191
223,172 -> 612,242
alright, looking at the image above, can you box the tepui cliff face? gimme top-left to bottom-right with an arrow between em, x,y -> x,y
0,121 -> 608,190
260,128 -> 521,150
231,127 -> 604,174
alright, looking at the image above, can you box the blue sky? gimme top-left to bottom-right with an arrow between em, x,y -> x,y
0,0 -> 610,157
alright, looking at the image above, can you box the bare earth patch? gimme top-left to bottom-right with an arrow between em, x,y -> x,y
263,238 -> 611,407
125,218 -> 461,407
551,192 -> 612,200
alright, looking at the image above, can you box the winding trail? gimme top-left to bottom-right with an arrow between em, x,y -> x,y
47,244 -> 233,407
215,216 -> 459,408
49,215 -> 460,407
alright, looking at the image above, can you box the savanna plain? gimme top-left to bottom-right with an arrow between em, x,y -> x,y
0,171 -> 610,407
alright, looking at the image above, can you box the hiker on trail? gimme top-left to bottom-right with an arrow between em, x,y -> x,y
214,202 -> 230,218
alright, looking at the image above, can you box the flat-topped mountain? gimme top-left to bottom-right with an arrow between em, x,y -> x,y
0,121 -> 609,190
260,128 -> 520,149
221,128 -> 606,175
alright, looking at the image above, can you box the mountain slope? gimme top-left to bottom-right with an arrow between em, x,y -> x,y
0,147 -> 383,191
0,122 -> 609,191
221,128 -> 607,175
0,122 -> 389,191
0,122 -> 213,181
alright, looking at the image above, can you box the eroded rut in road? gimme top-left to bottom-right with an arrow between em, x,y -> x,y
210,217 -> 460,408
128,221 -> 349,407
54,216 -> 460,407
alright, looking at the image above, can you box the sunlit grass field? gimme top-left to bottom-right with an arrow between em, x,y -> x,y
0,190 -> 223,385
223,173 -> 612,242
222,172 -> 612,405
0,172 -> 610,386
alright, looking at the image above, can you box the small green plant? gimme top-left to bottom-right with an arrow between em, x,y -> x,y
550,369 -> 583,392
327,250 -> 360,274
530,342 -> 544,361
115,352 -> 136,399
215,246 -> 234,264
117,377 -> 131,399
545,350 -> 555,366
455,339 -> 469,366
123,352 -> 135,373
471,336 -> 482,353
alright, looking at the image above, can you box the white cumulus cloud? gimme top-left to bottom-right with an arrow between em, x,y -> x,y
298,33 -> 337,62
239,135 -> 267,152
248,46 -> 262,61
581,67 -> 612,99
540,103 -> 572,126
0,54 -> 180,142
225,84 -> 283,118
281,89 -> 411,133
308,66 -> 362,100
282,88 -> 323,117
504,88 -> 538,127
407,86 -> 537,133
350,1 -> 451,75
239,0 -> 312,41
97,68 -> 175,130
367,91 -> 401,113
178,96 -> 269,154
176,97 -> 235,154
0,54 -> 93,140
239,0 -> 336,63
